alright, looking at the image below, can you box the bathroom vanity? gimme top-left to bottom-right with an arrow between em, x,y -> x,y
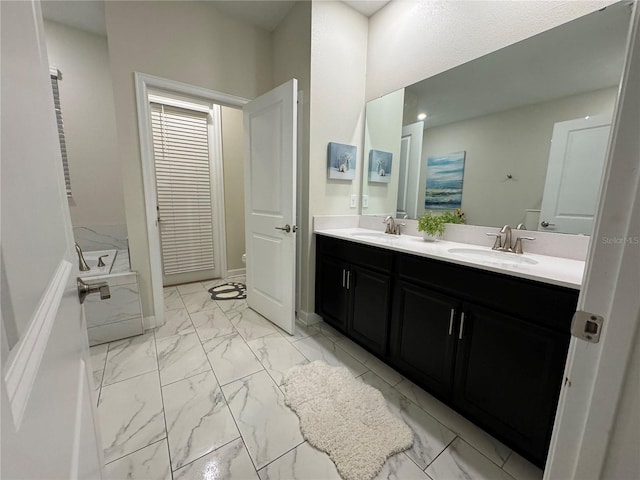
314,230 -> 581,467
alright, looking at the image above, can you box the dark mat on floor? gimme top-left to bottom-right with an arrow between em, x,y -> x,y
209,282 -> 247,300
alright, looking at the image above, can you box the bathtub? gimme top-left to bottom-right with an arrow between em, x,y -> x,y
80,249 -> 144,345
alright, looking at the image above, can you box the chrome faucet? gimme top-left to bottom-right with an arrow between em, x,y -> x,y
383,216 -> 396,234
75,242 -> 90,271
383,215 -> 405,235
513,236 -> 536,254
498,225 -> 513,252
486,225 -> 536,254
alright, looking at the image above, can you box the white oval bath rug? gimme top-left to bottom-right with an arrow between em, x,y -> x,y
283,361 -> 413,480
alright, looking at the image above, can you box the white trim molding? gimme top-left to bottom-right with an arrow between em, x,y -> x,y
226,268 -> 246,278
134,73 -> 249,327
545,5 -> 640,479
3,260 -> 72,428
297,310 -> 322,326
143,316 -> 157,331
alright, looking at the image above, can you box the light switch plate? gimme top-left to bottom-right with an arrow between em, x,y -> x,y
362,195 -> 369,208
350,194 -> 357,208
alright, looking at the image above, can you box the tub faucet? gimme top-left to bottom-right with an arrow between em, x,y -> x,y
75,242 -> 90,271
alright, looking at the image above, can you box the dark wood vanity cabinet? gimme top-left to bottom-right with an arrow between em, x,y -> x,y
390,282 -> 459,399
452,303 -> 570,466
315,234 -> 579,467
315,236 -> 393,356
316,254 -> 349,330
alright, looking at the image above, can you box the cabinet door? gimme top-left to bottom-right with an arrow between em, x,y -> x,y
453,303 -> 569,466
316,255 -> 349,331
349,265 -> 391,355
390,282 -> 458,399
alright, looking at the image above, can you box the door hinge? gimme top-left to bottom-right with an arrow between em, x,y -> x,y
571,310 -> 604,343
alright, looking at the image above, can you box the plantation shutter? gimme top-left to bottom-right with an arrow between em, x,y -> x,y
151,102 -> 215,275
50,69 -> 72,196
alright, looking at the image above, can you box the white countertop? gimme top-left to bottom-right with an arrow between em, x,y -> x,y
315,228 -> 585,290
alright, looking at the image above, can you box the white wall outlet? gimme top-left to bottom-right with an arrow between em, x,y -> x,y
350,194 -> 357,208
362,195 -> 369,208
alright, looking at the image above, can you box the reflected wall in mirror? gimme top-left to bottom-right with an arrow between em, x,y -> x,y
361,2 -> 631,235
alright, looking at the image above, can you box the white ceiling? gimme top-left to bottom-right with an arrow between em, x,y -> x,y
41,0 -> 106,36
406,2 -> 631,129
211,1 -> 296,32
344,1 -> 391,17
40,0 -> 392,36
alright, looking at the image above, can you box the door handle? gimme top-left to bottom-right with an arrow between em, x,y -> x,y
275,224 -> 291,233
540,221 -> 556,228
77,278 -> 110,304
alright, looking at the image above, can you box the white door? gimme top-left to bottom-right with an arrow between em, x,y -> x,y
149,99 -> 222,286
546,7 -> 639,478
1,1 -> 103,479
539,114 -> 612,235
244,79 -> 297,335
398,121 -> 424,218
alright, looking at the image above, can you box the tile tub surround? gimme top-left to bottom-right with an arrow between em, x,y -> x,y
89,279 -> 541,480
73,224 -> 129,251
314,226 -> 585,289
314,215 -> 590,262
85,249 -> 144,346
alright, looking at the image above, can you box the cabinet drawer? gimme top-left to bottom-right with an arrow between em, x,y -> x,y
396,253 -> 578,332
317,235 -> 393,273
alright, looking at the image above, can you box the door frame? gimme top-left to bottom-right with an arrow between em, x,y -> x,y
134,73 -> 248,327
545,4 -> 639,478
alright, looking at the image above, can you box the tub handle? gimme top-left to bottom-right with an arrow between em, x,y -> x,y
77,278 -> 111,304
97,255 -> 109,267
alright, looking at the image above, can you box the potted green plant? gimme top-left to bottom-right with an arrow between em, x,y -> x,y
417,209 -> 465,241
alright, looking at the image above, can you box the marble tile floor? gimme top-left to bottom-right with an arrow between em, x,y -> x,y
90,277 -> 543,480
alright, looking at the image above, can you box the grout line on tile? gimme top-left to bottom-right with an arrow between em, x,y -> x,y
422,435 -> 458,472
217,376 -> 260,474
95,341 -> 111,405
101,367 -> 160,389
169,435 -> 242,474
217,367 -> 266,388
103,437 -> 168,467
152,329 -> 172,473
255,439 -> 306,475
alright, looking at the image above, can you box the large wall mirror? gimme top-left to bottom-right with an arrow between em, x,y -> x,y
362,2 -> 631,235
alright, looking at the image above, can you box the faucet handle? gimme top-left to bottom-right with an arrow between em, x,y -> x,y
486,232 -> 502,250
514,236 -> 536,254
396,223 -> 406,235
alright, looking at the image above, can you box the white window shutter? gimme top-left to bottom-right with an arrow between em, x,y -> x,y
150,103 -> 216,275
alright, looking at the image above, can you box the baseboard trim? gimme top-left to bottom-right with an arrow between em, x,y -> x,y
143,315 -> 157,330
297,310 -> 322,326
226,268 -> 246,278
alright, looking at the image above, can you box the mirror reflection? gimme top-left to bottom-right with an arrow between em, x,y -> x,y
362,2 -> 631,235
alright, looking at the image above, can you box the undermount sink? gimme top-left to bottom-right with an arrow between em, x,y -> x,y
350,232 -> 398,241
448,248 -> 538,265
